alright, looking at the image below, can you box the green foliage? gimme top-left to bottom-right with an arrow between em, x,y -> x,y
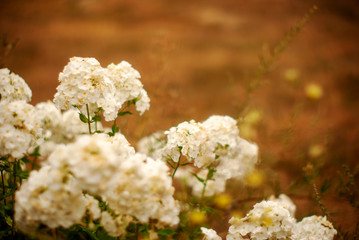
79,112 -> 89,123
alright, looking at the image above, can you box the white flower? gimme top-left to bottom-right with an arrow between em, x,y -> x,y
84,194 -> 101,220
100,212 -> 133,237
201,227 -> 222,240
47,133 -> 134,194
227,200 -> 296,240
53,57 -> 116,121
35,101 -> 62,140
15,165 -> 86,232
54,57 -> 150,122
0,101 -> 43,159
136,130 -> 166,159
166,115 -> 258,197
104,153 -> 180,227
106,61 -> 150,115
293,215 -> 337,240
268,194 -> 296,217
161,120 -> 213,168
0,68 -> 32,103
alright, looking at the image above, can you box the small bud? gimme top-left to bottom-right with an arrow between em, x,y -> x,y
189,210 -> 206,225
305,83 -> 323,99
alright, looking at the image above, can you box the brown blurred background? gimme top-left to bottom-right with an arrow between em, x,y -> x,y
1,0 -> 359,235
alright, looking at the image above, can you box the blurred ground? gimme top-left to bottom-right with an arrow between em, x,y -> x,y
1,0 -> 359,237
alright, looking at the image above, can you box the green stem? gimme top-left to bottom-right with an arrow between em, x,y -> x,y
86,104 -> 92,134
31,155 -> 37,170
1,169 -> 6,205
13,160 -> 17,198
201,167 -> 215,203
201,179 -> 208,201
171,152 -> 182,179
12,160 -> 17,238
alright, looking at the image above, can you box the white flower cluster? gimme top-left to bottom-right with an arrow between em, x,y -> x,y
104,153 -> 180,227
53,57 -> 150,121
227,200 -> 296,240
0,68 -> 32,103
139,115 -> 258,197
293,215 -> 337,240
0,101 -> 43,159
15,165 -> 86,231
15,133 -> 179,236
226,195 -> 337,240
268,193 -> 296,217
137,130 -> 166,158
201,227 -> 222,240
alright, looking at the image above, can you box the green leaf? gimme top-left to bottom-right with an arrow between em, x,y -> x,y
5,216 -> 13,227
118,111 -> 133,116
132,98 -> 139,104
79,112 -> 89,123
321,179 -> 331,193
139,224 -> 149,237
18,170 -> 29,180
158,228 -> 176,237
180,162 -> 193,166
29,146 -> 41,157
207,168 -> 216,180
20,157 -> 30,164
193,173 -> 204,183
92,115 -> 101,122
0,190 -> 14,201
111,123 -> 119,134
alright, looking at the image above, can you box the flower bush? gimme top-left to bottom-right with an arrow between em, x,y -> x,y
0,58 -> 339,239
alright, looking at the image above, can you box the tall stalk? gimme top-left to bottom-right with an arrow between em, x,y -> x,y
86,104 -> 92,134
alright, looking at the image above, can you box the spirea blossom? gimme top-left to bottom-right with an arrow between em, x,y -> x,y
268,194 -> 296,217
35,101 -> 62,140
162,120 -> 212,168
53,57 -> 150,121
156,115 -> 258,196
227,201 -> 296,240
47,133 -> 135,194
15,165 -> 86,232
136,130 -> 166,159
104,153 -> 180,227
201,227 -> 222,240
106,61 -> 150,115
0,101 -> 43,159
0,68 -> 32,103
293,216 -> 337,240
226,196 -> 337,240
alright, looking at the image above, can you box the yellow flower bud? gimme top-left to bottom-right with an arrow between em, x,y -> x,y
214,193 -> 232,209
189,210 -> 206,225
305,83 -> 323,99
246,169 -> 264,188
308,144 -> 325,158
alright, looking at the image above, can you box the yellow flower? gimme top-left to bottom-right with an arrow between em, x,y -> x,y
230,210 -> 244,220
214,193 -> 232,209
189,210 -> 206,225
308,144 -> 325,158
305,83 -> 323,99
246,169 -> 264,188
245,109 -> 262,125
